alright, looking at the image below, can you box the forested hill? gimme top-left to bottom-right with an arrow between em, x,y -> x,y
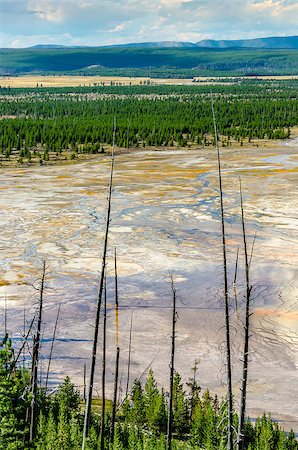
195,35 -> 298,49
1,45 -> 298,77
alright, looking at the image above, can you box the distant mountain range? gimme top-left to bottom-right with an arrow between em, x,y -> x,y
31,44 -> 67,49
30,36 -> 298,50
1,35 -> 297,77
196,35 -> 298,49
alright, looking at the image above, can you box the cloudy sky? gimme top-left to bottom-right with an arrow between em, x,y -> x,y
0,0 -> 297,48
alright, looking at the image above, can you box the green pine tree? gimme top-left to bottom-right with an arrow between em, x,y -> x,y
129,380 -> 145,429
172,372 -> 190,437
144,369 -> 167,433
0,337 -> 29,450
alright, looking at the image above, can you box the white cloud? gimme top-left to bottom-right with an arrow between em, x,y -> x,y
78,1 -> 95,8
1,0 -> 297,47
160,0 -> 192,6
109,24 -> 126,33
249,0 -> 298,13
27,0 -> 64,22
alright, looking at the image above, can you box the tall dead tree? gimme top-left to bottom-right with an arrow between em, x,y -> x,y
167,276 -> 177,450
125,310 -> 133,398
82,118 -> 116,449
83,363 -> 87,403
211,99 -> 234,450
4,293 -> 7,336
114,248 -> 119,351
233,246 -> 240,320
23,302 -> 26,371
100,278 -> 107,450
45,301 -> 61,392
189,359 -> 199,418
111,248 -> 120,443
236,180 -> 252,450
29,260 -> 46,442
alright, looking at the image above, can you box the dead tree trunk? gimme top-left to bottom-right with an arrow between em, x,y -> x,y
83,363 -> 87,403
4,294 -> 7,336
189,359 -> 198,418
111,347 -> 120,442
211,99 -> 233,450
125,310 -> 133,398
23,302 -> 26,372
233,246 -> 240,321
111,248 -> 120,443
167,276 -> 177,450
29,260 -> 46,442
9,312 -> 37,377
45,301 -> 61,392
237,180 -> 252,450
100,278 -> 107,450
82,118 -> 116,449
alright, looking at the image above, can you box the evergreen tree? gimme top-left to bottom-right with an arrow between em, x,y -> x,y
172,372 -> 190,437
0,340 -> 296,450
44,411 -> 58,450
57,403 -> 72,450
144,369 -> 167,433
52,375 -> 80,421
112,424 -> 125,450
286,430 -> 298,450
0,337 -> 29,449
129,380 -> 145,429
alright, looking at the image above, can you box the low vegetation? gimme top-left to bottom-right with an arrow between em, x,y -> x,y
1,337 -> 297,450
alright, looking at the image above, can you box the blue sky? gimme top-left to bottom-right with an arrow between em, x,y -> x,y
0,0 -> 297,48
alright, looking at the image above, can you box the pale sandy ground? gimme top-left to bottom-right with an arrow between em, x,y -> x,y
0,139 -> 297,430
1,75 -> 298,88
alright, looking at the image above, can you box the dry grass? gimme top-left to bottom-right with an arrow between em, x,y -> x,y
0,75 -> 152,88
1,74 -> 298,88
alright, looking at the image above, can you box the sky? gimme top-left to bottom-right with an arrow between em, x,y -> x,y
0,0 -> 297,48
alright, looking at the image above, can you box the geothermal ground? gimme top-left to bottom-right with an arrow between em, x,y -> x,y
0,140 -> 297,429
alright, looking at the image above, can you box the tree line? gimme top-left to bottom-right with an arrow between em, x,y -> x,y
0,81 -> 297,163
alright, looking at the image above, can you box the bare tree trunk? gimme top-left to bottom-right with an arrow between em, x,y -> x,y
83,363 -> 87,403
211,99 -> 233,450
82,118 -> 116,449
100,278 -> 107,450
233,246 -> 240,321
45,301 -> 61,392
190,359 -> 198,418
4,293 -> 7,336
167,276 -> 177,450
29,260 -> 46,442
111,347 -> 120,443
111,248 -> 120,443
237,180 -> 252,450
9,313 -> 36,376
114,247 -> 119,350
125,310 -> 133,398
23,302 -> 26,372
